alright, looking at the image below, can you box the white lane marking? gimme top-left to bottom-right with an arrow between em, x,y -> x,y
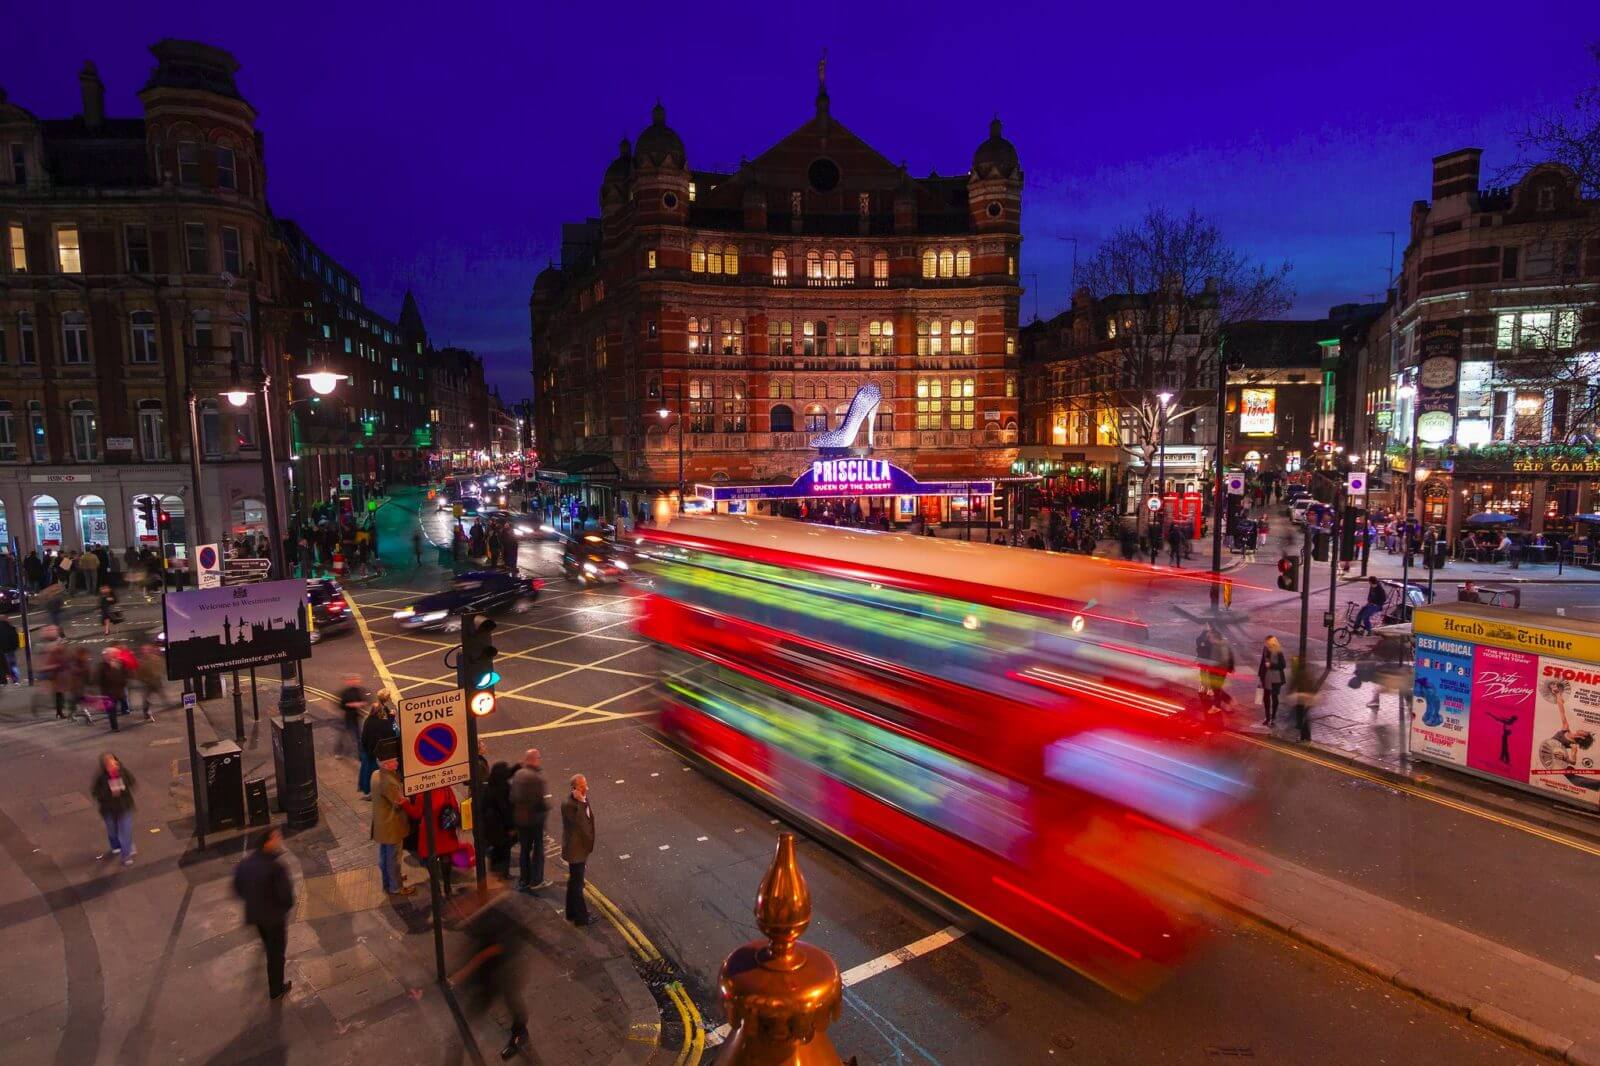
734,828 -> 745,833
696,836 -> 708,842
658,844 -> 670,851
619,854 -> 631,860
615,780 -> 625,784
651,772 -> 659,777
703,925 -> 967,1048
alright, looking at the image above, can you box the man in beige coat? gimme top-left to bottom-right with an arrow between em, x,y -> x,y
371,758 -> 413,895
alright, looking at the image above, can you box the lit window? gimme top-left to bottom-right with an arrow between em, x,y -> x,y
873,252 -> 888,280
647,249 -> 657,270
215,145 -> 237,190
28,400 -> 46,459
803,321 -> 816,357
55,226 -> 82,273
689,181 -> 697,202
840,251 -> 855,280
823,251 -> 838,279
724,246 -> 739,275
708,245 -> 723,274
70,400 -> 98,461
938,250 -> 954,278
956,249 -> 971,277
922,250 -> 936,278
804,404 -> 827,432
869,320 -> 894,356
61,311 -> 89,364
806,251 -> 821,279
1005,334 -> 1016,356
690,244 -> 706,273
720,319 -> 743,355
930,320 -> 944,356
1007,255 -> 1016,275
0,402 -> 14,462
177,142 -> 200,185
688,317 -> 703,355
771,250 -> 787,279
130,311 -> 157,364
7,224 -> 26,272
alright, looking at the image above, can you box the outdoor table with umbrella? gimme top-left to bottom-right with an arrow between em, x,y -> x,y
1461,513 -> 1518,563
1570,514 -> 1600,567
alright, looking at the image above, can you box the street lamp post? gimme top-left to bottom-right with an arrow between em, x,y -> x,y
1155,391 -> 1173,530
658,387 -> 686,513
1396,382 -> 1421,618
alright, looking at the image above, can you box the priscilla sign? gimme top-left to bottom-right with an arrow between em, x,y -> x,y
696,460 -> 992,502
1413,604 -> 1600,808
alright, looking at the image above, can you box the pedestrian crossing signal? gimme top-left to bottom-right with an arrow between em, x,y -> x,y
1277,556 -> 1298,591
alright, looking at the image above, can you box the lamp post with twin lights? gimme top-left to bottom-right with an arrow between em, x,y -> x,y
657,385 -> 687,513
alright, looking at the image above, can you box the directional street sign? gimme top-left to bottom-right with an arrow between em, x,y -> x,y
397,689 -> 469,795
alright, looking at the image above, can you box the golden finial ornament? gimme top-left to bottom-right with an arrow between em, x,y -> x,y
717,833 -> 849,1064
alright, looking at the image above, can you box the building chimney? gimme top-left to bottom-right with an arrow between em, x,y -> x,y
79,61 -> 105,129
1431,148 -> 1481,202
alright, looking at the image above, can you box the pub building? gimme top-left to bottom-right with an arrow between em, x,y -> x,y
1381,146 -> 1600,550
530,69 -> 1022,528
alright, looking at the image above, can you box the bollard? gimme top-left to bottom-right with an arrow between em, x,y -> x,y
718,833 -> 849,1066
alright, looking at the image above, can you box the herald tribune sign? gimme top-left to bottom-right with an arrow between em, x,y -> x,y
810,458 -> 893,494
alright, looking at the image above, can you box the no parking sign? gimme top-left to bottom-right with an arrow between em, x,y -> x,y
397,689 -> 469,795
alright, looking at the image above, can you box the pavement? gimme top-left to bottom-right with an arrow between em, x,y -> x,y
0,672 -> 667,1066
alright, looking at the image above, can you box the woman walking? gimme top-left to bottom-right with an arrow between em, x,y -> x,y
91,752 -> 137,865
1258,636 -> 1288,726
99,584 -> 119,636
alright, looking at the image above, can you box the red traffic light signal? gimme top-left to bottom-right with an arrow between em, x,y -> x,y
158,510 -> 171,528
1277,556 -> 1299,591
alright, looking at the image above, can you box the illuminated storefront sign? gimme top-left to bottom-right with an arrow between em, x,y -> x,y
1239,388 -> 1276,436
697,460 -> 992,502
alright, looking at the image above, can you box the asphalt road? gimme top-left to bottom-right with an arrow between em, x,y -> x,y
273,495 -> 1582,1064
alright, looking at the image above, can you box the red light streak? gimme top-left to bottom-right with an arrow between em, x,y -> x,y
1121,812 -> 1270,875
991,876 -> 1144,959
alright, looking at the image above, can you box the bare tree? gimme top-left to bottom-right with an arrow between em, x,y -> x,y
1495,44 -> 1600,442
1076,208 -> 1293,517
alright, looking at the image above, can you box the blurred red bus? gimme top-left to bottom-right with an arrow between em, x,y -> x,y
634,516 -> 1253,997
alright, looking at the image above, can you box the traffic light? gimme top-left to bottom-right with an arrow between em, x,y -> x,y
460,615 -> 499,716
137,496 -> 158,531
158,509 -> 172,530
1340,508 -> 1364,562
1277,555 -> 1299,591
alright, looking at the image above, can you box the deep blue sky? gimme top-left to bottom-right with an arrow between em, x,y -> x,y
9,2 -> 1596,399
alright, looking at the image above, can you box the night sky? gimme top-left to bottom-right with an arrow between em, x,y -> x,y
9,2 -> 1595,400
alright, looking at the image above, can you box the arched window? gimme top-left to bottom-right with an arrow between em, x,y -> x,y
915,378 -> 944,430
723,245 -> 739,275
776,320 -> 794,356
837,319 -> 860,356
687,316 -> 703,354
802,321 -> 817,357
130,310 -> 158,364
0,401 -> 13,461
26,400 -> 46,461
840,251 -> 855,281
690,243 -> 707,273
75,494 -> 107,548
921,250 -> 937,278
938,250 -> 954,278
32,494 -> 62,550
61,311 -> 90,364
771,250 -> 788,280
707,245 -> 723,274
804,404 -> 828,432
723,379 -> 747,433
138,399 -> 167,460
815,320 -> 829,356
770,404 -> 795,433
916,319 -> 929,356
873,251 -> 889,281
720,319 -> 743,355
955,249 -> 971,277
952,319 -> 975,355
768,378 -> 793,400
69,400 -> 97,461
822,251 -> 838,280
806,251 -> 822,279
930,319 -> 944,356
687,378 -> 714,433
955,377 -> 976,430
874,404 -> 893,434
869,320 -> 895,357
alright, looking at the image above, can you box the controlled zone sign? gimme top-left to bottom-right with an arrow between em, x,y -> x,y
397,689 -> 469,795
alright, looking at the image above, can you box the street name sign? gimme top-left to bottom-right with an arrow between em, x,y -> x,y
397,689 -> 469,795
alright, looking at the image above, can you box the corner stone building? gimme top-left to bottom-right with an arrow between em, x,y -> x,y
531,83 -> 1023,520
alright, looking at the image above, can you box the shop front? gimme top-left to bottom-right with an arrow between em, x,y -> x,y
1438,449 -> 1600,539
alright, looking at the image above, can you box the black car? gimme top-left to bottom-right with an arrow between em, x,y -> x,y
392,570 -> 541,630
0,587 -> 21,615
562,535 -> 631,584
306,578 -> 354,644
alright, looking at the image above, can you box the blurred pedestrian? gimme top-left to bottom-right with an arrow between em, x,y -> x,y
481,760 -> 516,878
371,756 -> 415,896
412,528 -> 425,568
1167,521 -> 1184,566
0,615 -> 18,685
91,752 -> 136,865
1289,660 -> 1319,741
359,693 -> 396,799
510,748 -> 549,891
77,548 -> 100,596
233,827 -> 296,1001
98,646 -> 130,732
449,874 -> 530,1059
98,584 -> 119,636
335,674 -> 369,758
561,774 -> 594,925
1258,635 -> 1287,726
134,643 -> 166,721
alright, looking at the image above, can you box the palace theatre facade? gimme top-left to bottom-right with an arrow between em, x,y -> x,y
530,78 -> 1023,523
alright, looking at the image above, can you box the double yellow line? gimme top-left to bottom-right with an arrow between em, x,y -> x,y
586,881 -> 705,1065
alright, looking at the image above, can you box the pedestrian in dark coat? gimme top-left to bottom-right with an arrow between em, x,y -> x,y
509,749 -> 548,890
450,875 -> 529,1059
561,774 -> 595,925
1258,636 -> 1288,726
481,762 -> 516,877
24,550 -> 46,591
91,752 -> 137,864
358,694 -> 396,797
98,647 -> 130,731
233,827 -> 296,1000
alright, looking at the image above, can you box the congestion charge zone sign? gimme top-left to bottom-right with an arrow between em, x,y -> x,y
397,689 -> 470,795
